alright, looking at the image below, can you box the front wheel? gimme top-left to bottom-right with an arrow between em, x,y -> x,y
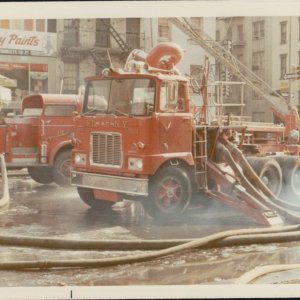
53,150 -> 72,187
77,187 -> 114,211
142,166 -> 192,220
27,166 -> 54,184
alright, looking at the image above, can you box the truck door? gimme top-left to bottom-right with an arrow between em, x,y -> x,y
39,104 -> 76,155
157,81 -> 193,154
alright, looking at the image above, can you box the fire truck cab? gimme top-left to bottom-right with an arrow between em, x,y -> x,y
0,93 -> 81,186
71,43 -> 199,218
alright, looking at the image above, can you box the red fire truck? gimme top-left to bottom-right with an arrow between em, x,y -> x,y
70,42 -> 300,225
0,93 -> 81,186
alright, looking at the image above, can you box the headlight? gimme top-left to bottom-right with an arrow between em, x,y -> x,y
128,157 -> 143,171
74,153 -> 87,165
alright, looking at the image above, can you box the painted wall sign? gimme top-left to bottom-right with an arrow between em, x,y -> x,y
0,29 -> 57,57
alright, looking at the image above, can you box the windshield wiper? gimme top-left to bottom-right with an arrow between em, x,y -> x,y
108,107 -> 130,117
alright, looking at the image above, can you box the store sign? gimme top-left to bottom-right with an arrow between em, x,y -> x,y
0,29 -> 57,57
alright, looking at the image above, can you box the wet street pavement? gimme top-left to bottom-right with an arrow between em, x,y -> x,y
1,171 -> 300,291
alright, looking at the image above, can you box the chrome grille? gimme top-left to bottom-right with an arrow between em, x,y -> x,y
90,132 -> 122,167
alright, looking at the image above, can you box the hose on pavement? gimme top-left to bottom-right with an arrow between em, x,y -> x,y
0,225 -> 300,270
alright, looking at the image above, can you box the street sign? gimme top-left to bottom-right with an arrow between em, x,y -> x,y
283,73 -> 299,80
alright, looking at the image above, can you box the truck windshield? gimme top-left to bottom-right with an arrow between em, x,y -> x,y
85,78 -> 155,116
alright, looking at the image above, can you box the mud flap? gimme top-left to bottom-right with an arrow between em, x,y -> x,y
0,154 -> 9,211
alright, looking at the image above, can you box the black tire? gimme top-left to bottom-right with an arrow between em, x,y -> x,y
77,187 -> 114,210
27,166 -> 54,184
53,150 -> 72,187
249,157 -> 283,196
142,166 -> 192,220
280,156 -> 300,199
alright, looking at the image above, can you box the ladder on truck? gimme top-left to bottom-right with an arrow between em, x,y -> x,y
169,17 -> 291,117
193,125 -> 208,190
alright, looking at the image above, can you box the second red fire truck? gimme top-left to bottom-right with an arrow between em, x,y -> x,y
0,93 -> 81,186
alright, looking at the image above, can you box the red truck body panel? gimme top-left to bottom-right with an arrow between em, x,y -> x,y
0,93 -> 80,168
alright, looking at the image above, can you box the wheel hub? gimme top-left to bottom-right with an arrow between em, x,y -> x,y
159,178 -> 180,207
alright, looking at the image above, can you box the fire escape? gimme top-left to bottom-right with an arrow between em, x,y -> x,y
60,19 -> 135,72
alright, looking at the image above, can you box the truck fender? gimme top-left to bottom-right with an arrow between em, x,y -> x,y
152,153 -> 194,175
48,140 -> 73,166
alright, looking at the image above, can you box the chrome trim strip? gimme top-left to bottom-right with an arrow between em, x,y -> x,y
71,171 -> 148,196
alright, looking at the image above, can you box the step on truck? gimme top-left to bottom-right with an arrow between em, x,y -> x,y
0,93 -> 81,186
71,42 -> 300,225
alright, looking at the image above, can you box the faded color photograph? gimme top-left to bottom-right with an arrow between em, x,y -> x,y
0,1 -> 300,299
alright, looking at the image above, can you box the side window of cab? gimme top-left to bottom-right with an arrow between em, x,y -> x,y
159,81 -> 186,112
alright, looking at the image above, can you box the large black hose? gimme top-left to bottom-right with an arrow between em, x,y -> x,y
221,142 -> 300,223
3,230 -> 300,250
226,142 -> 300,212
1,226 -> 300,270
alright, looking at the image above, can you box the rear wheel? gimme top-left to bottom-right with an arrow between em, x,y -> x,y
53,150 -> 72,187
248,157 -> 283,196
142,166 -> 192,220
77,187 -> 114,210
280,156 -> 300,200
27,166 -> 54,184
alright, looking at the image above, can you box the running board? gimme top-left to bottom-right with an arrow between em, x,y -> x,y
0,154 -> 9,211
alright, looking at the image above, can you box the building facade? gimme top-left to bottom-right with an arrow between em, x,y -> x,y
0,17 -> 215,105
0,19 -> 57,105
216,16 -> 300,123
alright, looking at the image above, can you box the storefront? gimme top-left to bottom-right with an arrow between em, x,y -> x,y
0,28 -> 57,102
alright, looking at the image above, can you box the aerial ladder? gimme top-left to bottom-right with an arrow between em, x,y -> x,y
169,17 -> 300,133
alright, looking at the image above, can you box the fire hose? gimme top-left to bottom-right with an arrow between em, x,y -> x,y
220,142 -> 300,223
1,225 -> 300,270
235,264 -> 300,284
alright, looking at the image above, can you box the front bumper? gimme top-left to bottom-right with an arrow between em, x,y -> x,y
71,171 -> 149,196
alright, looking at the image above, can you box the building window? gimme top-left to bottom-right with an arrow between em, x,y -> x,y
63,63 -> 77,94
36,20 -> 45,32
126,18 -> 140,49
95,19 -> 110,47
158,18 -> 170,40
47,19 -> 57,33
280,54 -> 287,79
11,20 -> 23,30
227,27 -> 232,40
252,91 -> 261,100
297,18 -> 300,41
280,21 -> 287,44
252,112 -> 265,122
238,25 -> 243,42
63,19 -> 79,46
253,20 -> 265,39
252,51 -> 265,70
190,17 -> 202,35
216,30 -> 220,42
0,20 -> 9,29
237,54 -> 243,63
24,19 -> 34,31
